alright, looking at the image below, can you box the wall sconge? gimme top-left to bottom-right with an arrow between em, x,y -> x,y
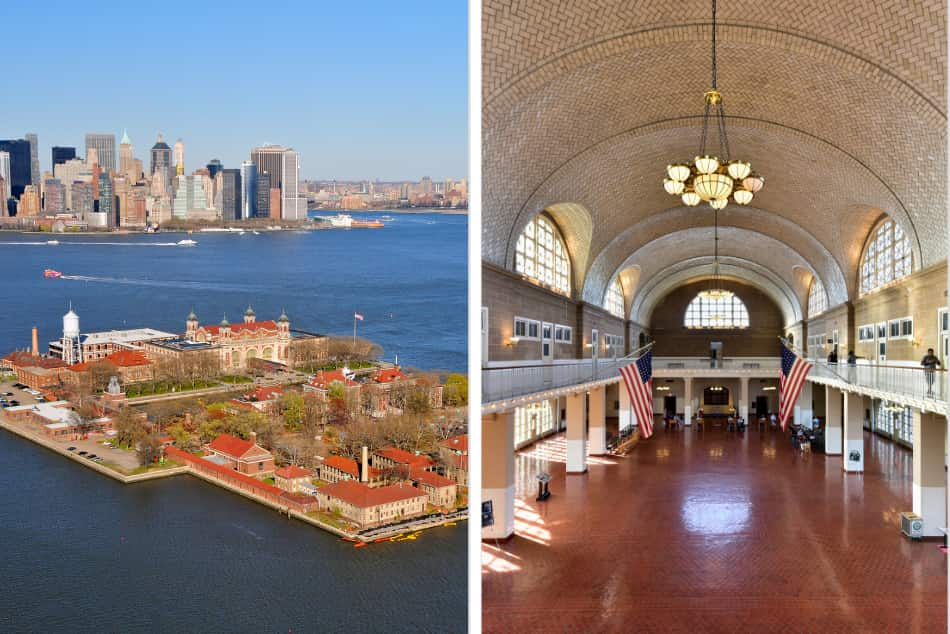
584,342 -> 593,348
507,336 -> 520,347
911,338 -> 921,347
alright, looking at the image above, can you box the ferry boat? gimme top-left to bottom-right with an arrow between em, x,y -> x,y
46,240 -> 60,245
351,219 -> 384,228
177,239 -> 197,247
328,214 -> 353,228
43,269 -> 62,278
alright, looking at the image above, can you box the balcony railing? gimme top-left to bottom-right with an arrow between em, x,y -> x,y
808,360 -> 946,405
652,356 -> 780,371
482,358 -> 630,404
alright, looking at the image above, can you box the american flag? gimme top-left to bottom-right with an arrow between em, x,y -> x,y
620,349 -> 654,439
779,342 -> 814,431
354,313 -> 364,321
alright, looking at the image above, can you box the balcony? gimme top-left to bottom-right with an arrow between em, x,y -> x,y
807,361 -> 946,415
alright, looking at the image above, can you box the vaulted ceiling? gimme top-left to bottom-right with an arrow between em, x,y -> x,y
482,0 -> 947,325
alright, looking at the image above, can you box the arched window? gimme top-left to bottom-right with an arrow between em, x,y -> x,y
605,278 -> 625,318
515,214 -> 571,296
807,278 -> 827,318
684,293 -> 749,329
860,218 -> 912,294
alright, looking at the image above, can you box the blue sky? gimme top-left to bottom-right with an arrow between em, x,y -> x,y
0,0 -> 467,181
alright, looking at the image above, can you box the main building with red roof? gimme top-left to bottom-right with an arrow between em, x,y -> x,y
205,432 -> 275,478
316,480 -> 428,528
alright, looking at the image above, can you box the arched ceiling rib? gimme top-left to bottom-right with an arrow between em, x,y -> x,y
582,206 -> 849,307
483,2 -> 946,307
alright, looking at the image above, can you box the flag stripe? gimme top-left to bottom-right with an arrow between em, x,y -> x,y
779,343 -> 814,432
619,351 -> 654,439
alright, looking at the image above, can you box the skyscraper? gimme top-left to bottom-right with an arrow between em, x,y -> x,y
219,169 -> 241,221
97,172 -> 114,227
71,181 -> 94,220
240,160 -> 257,219
18,185 -> 41,216
43,179 -> 66,215
256,171 -> 271,218
173,138 -> 185,175
171,174 -> 212,220
280,149 -> 306,221
0,139 -> 33,198
150,134 -> 172,188
206,159 -> 222,179
0,151 -> 10,202
119,130 -> 135,180
84,133 -> 116,172
52,146 -> 77,167
54,158 -> 93,210
25,133 -> 40,187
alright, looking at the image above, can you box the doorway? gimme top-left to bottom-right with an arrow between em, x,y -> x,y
755,395 -> 769,418
664,395 -> 677,418
541,322 -> 553,363
875,321 -> 887,362
710,341 -> 723,368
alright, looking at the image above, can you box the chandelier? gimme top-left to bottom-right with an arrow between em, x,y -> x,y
662,0 -> 764,209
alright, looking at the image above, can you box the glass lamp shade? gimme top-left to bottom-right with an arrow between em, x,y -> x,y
663,178 -> 685,195
667,163 -> 691,182
733,188 -> 754,205
694,155 -> 720,174
742,173 -> 765,193
726,160 -> 751,180
709,197 -> 728,210
693,172 -> 733,200
681,189 -> 701,206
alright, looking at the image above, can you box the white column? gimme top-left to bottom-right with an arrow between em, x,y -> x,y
618,381 -> 633,432
566,391 -> 587,474
843,391 -> 864,472
825,386 -> 842,456
482,411 -> 515,540
739,377 -> 749,421
588,386 -> 607,455
795,381 -> 813,427
683,377 -> 693,425
913,411 -> 947,537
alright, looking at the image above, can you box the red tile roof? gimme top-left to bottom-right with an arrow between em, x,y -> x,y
104,349 -> 151,367
308,369 -> 358,390
323,455 -> 379,479
3,351 -> 67,369
374,367 -> 408,383
247,385 -> 284,402
412,469 -> 456,488
275,465 -> 313,479
202,320 -> 278,336
440,434 -> 468,453
208,433 -> 268,460
319,480 -> 426,508
375,447 -> 434,468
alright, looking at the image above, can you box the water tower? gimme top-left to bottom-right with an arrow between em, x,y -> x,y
62,306 -> 83,365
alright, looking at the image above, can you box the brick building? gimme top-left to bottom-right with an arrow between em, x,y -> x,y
204,432 -> 275,478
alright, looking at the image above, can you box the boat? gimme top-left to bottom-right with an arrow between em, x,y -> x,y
351,220 -> 384,228
397,535 -> 417,542
389,533 -> 405,542
329,214 -> 353,228
354,541 -> 368,548
253,231 -> 260,235
341,536 -> 358,543
444,522 -> 457,527
380,215 -> 395,221
374,537 -> 390,543
43,268 -> 62,278
177,239 -> 197,247
46,240 -> 59,245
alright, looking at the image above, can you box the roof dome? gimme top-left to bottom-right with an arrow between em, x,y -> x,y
220,314 -> 230,327
278,310 -> 290,323
244,305 -> 255,316
151,133 -> 170,150
187,309 -> 198,321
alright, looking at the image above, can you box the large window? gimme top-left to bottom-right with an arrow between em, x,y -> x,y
874,401 -> 913,447
515,214 -> 571,296
807,278 -> 827,318
514,400 -> 556,448
684,293 -> 750,329
605,278 -> 625,318
860,218 -> 912,295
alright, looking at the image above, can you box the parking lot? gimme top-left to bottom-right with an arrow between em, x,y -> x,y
0,379 -> 44,409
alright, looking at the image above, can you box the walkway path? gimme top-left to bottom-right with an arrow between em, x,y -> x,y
483,425 -> 946,632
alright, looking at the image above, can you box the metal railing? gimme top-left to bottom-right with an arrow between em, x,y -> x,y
482,357 -> 630,403
808,360 -> 946,404
652,356 -> 780,370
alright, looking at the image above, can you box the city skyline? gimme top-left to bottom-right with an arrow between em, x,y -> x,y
0,0 -> 467,181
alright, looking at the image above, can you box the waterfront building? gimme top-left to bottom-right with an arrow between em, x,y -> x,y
43,179 -> 66,215
204,432 -> 275,478
64,349 -> 154,386
70,182 -> 95,220
411,469 -> 457,509
219,169 -> 241,221
269,188 -> 280,220
171,174 -> 214,220
240,160 -> 257,218
25,133 -> 39,189
150,134 -> 172,189
255,171 -> 271,218
119,130 -> 136,181
46,308 -> 177,364
0,151 -> 11,202
185,308 -> 292,368
3,400 -> 113,440
0,139 -> 32,198
274,465 -> 316,494
1,351 -> 68,390
18,185 -> 41,216
51,146 -> 76,168
438,434 -> 468,486
54,158 -> 92,210
250,145 -> 307,220
315,480 -> 428,529
84,133 -> 115,173
373,447 -> 434,476
97,172 -> 114,226
173,138 -> 185,176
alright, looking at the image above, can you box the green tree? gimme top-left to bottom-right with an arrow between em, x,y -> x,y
281,392 -> 306,431
113,407 -> 146,449
443,373 -> 468,407
137,435 -> 162,467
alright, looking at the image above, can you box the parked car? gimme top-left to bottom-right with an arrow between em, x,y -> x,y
11,383 -> 25,389
8,400 -> 20,406
78,450 -> 87,456
2,391 -> 13,396
86,454 -> 97,460
67,447 -> 76,451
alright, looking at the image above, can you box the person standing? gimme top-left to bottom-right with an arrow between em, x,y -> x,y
921,348 -> 941,396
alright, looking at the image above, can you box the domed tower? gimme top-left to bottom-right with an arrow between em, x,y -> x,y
244,305 -> 256,324
185,309 -> 199,340
219,315 -> 231,339
62,306 -> 82,365
277,309 -> 290,361
278,309 -> 290,336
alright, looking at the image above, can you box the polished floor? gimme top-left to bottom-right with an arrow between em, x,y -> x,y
483,423 -> 946,633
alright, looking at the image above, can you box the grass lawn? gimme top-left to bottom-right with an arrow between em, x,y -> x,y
299,360 -> 376,373
126,460 -> 184,475
125,379 -> 221,398
306,511 -> 351,531
219,375 -> 253,384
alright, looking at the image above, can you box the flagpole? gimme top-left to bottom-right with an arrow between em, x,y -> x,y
353,314 -> 357,347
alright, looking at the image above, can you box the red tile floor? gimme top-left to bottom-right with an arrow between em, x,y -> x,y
483,422 -> 947,633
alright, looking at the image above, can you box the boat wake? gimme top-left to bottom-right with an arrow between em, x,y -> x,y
0,241 -> 185,247
59,274 -> 263,292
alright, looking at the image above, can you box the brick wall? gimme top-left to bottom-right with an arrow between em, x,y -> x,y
650,280 -> 783,357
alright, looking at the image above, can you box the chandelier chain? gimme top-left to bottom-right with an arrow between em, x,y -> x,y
711,0 -> 717,89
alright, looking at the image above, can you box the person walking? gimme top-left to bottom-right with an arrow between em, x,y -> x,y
921,348 -> 941,397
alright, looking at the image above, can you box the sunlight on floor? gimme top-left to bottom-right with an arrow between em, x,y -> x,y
482,542 -> 523,574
